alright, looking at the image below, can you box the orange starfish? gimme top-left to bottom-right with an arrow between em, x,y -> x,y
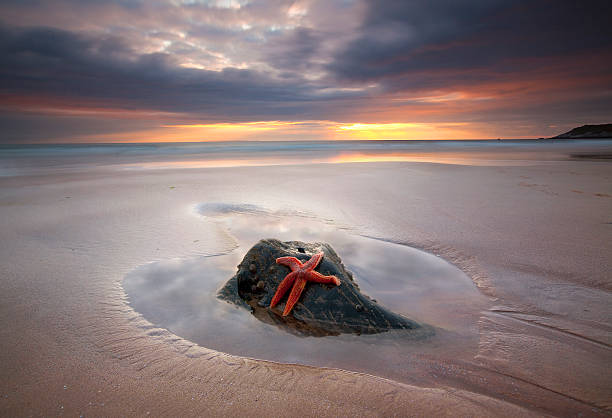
270,252 -> 341,316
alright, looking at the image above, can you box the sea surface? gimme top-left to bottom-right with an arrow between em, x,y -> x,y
2,139 -> 611,176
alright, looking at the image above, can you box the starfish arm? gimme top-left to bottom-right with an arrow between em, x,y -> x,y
308,270 -> 341,286
275,256 -> 302,271
282,277 -> 307,316
270,271 -> 297,308
301,252 -> 324,271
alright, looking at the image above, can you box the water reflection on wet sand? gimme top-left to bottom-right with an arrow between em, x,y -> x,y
124,204 -> 489,384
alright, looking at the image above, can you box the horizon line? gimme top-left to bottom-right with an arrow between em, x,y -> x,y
0,137 -> 562,146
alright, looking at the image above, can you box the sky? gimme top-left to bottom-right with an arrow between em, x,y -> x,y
1,0 -> 611,143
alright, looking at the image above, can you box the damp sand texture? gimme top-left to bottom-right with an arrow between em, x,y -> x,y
1,140 -> 611,416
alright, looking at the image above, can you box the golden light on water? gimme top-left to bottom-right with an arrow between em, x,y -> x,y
329,152 -> 419,163
117,150 -> 530,171
327,152 -> 529,166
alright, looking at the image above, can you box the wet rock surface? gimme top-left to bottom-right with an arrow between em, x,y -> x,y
218,239 -> 429,337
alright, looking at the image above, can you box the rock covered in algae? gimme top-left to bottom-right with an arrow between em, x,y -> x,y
217,239 -> 430,337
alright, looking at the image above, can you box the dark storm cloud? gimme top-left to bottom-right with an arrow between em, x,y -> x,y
264,27 -> 322,71
0,24 -> 347,119
0,111 -> 155,142
329,0 -> 612,86
0,0 -> 611,142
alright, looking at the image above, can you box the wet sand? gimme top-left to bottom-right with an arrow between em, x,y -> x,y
1,142 -> 611,416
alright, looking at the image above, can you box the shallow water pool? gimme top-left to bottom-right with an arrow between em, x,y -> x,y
123,203 -> 489,384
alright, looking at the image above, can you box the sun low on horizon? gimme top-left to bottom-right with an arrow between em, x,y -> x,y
101,121 -> 485,142
1,0 -> 611,143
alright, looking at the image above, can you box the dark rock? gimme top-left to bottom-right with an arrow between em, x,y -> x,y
217,239 -> 430,337
552,123 -> 612,139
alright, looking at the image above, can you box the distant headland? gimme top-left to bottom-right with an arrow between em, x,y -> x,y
552,124 -> 612,139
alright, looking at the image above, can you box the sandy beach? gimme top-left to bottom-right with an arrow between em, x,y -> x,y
1,141 -> 611,416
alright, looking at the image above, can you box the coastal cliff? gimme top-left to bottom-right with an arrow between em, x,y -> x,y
553,124 -> 612,139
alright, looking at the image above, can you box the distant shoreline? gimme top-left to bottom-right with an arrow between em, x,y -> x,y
2,137 -> 612,147
551,123 -> 612,139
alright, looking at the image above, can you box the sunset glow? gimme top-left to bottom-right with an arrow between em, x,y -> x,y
334,122 -> 475,140
165,121 -> 305,130
75,121 -> 484,142
1,1 -> 610,143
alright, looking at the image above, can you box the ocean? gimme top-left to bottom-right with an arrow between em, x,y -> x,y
1,139 -> 611,176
